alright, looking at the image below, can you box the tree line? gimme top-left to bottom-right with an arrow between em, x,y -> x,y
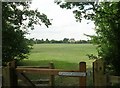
29,38 -> 91,44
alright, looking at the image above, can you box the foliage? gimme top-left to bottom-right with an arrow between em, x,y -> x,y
2,2 -> 51,65
93,2 -> 120,75
63,38 -> 69,43
56,1 -> 120,75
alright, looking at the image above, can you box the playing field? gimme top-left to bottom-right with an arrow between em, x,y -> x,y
19,44 -> 97,69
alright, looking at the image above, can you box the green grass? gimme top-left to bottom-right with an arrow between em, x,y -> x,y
18,44 -> 97,86
19,44 -> 97,68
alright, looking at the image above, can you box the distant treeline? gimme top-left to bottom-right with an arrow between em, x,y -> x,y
28,38 -> 92,44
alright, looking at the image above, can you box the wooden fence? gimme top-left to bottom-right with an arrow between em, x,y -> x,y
2,60 -> 87,87
93,59 -> 120,87
3,59 -> 120,87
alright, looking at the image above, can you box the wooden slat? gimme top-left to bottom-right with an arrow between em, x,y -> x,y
35,84 -> 49,87
17,66 -> 49,68
16,68 -> 80,76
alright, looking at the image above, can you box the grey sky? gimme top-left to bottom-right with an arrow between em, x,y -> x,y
26,0 -> 96,40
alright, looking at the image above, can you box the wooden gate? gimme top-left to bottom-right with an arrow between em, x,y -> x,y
4,59 -> 120,87
2,60 -> 87,87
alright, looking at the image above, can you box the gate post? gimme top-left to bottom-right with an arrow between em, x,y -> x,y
79,62 -> 86,87
49,62 -> 55,87
93,59 -> 107,87
10,60 -> 18,87
2,60 -> 18,87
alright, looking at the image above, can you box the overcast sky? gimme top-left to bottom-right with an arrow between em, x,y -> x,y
25,0 -> 96,40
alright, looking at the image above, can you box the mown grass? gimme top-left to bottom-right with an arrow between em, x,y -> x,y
18,44 -> 97,86
19,44 -> 97,68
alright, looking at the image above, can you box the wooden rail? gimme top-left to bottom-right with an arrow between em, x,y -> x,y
108,75 -> 120,85
16,68 -> 81,76
17,66 -> 51,68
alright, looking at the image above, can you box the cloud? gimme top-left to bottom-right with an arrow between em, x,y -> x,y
26,0 -> 96,40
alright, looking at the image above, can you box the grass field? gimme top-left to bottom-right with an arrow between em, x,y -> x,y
19,44 -> 97,68
18,44 -> 97,86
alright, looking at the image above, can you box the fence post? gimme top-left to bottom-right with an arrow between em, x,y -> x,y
49,62 -> 55,87
79,62 -> 86,87
10,60 -> 18,87
2,63 -> 11,87
2,60 -> 18,87
93,59 -> 107,87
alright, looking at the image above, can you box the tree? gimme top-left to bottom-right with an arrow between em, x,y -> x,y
41,39 -> 44,43
69,38 -> 75,43
56,1 -> 120,75
92,2 -> 120,75
45,38 -> 50,43
2,2 -> 51,65
63,38 -> 69,43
